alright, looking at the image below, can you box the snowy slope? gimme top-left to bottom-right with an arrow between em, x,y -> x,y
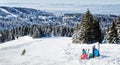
0,36 -> 120,65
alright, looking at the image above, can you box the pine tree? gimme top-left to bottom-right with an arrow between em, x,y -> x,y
93,20 -> 102,43
117,16 -> 120,24
72,10 -> 102,44
0,33 -> 3,43
0,30 -> 7,43
32,25 -> 41,38
116,16 -> 120,43
107,20 -> 118,44
29,26 -> 33,37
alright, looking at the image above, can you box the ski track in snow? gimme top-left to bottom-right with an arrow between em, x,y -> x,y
0,36 -> 120,65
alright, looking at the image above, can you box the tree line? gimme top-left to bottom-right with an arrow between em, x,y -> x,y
0,25 -> 73,43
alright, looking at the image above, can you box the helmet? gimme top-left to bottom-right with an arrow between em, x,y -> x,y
82,48 -> 85,51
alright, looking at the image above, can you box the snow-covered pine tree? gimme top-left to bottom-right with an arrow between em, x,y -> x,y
72,10 -> 102,44
0,33 -> 4,43
93,20 -> 102,43
32,25 -> 41,38
0,30 -> 8,43
106,20 -> 118,44
29,25 -> 33,37
116,16 -> 120,43
46,26 -> 52,37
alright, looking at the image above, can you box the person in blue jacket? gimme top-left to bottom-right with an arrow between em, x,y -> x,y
82,48 -> 86,54
92,45 -> 100,57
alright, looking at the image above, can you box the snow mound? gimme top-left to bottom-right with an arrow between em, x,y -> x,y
0,36 -> 120,65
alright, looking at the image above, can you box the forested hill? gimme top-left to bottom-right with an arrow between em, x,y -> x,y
0,6 -> 118,30
0,6 -> 119,43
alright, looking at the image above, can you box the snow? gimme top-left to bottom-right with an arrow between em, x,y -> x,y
0,8 -> 17,17
0,36 -> 120,65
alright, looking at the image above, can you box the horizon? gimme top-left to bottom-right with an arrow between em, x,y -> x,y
0,0 -> 120,15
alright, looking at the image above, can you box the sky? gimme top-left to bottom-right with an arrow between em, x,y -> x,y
0,0 -> 120,5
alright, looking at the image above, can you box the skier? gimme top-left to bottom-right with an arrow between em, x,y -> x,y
21,49 -> 26,56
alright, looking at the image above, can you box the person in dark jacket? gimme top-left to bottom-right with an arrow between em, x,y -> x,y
21,49 -> 26,56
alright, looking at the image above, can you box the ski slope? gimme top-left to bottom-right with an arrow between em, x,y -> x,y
0,36 -> 120,65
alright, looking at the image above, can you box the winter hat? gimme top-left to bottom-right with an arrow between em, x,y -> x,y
82,48 -> 85,50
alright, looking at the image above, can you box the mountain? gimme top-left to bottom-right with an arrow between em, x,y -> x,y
0,6 -> 119,37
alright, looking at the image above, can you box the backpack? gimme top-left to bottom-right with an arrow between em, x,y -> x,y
94,49 -> 99,57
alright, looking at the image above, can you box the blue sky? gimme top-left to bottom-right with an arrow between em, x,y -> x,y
0,0 -> 120,5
